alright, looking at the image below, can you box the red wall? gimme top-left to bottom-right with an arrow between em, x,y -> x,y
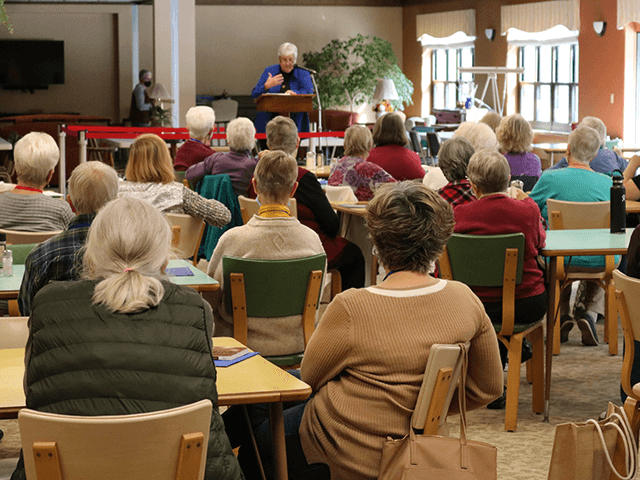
402,0 -> 629,138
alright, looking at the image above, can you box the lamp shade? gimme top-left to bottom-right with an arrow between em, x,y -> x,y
373,79 -> 399,101
149,82 -> 170,100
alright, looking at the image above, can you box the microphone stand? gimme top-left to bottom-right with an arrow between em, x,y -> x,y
297,64 -> 325,157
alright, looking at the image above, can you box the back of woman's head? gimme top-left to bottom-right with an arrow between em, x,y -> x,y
479,111 -> 502,132
14,132 -> 60,187
438,137 -> 475,182
496,114 -> 533,154
366,182 -> 454,274
227,117 -> 256,151
125,134 -> 175,184
453,122 -> 498,152
467,149 -> 511,194
343,125 -> 373,158
372,113 -> 408,147
580,117 -> 606,146
254,150 -> 297,201
185,106 -> 215,140
82,196 -> 171,314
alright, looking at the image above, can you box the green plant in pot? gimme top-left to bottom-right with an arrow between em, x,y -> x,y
151,105 -> 171,127
303,34 -> 413,117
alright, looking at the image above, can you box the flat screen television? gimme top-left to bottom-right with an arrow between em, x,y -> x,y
0,40 -> 65,90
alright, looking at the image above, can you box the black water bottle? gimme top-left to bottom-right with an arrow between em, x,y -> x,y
611,170 -> 626,234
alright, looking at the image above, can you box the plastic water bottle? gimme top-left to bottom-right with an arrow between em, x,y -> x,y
0,233 -> 11,277
610,171 -> 626,234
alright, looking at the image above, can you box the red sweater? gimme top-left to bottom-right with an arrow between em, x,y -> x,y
367,145 -> 425,181
174,139 -> 214,171
453,195 -> 546,302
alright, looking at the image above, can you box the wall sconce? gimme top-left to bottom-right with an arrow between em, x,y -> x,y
485,29 -> 496,41
593,21 -> 607,37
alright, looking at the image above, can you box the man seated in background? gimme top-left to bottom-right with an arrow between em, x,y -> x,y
174,106 -> 216,171
18,161 -> 119,315
249,116 -> 365,291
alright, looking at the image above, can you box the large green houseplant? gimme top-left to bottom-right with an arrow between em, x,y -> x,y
303,34 -> 413,114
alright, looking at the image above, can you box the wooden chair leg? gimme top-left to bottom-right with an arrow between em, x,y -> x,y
606,279 -> 618,355
553,279 -> 563,356
329,269 -> 342,300
529,327 -> 544,414
505,335 -> 523,432
623,397 -> 640,443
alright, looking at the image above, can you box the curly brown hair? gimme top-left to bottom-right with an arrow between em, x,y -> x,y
366,182 -> 454,274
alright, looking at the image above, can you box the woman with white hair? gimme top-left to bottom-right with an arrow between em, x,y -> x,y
327,124 -> 396,201
452,121 -> 499,152
530,125 -> 614,346
174,106 -> 216,171
251,42 -> 314,133
548,116 -> 627,174
0,131 -> 73,231
186,117 -> 259,196
12,196 -> 243,480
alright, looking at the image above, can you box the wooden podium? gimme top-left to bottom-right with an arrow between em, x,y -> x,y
255,94 -> 314,114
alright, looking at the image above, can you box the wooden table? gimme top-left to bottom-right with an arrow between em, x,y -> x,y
307,165 -> 331,179
0,337 -> 309,480
540,228 -> 634,421
627,200 -> 640,214
533,142 -> 567,167
0,260 -> 218,302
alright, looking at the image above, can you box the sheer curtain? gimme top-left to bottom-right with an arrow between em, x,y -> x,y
500,0 -> 580,35
416,9 -> 475,41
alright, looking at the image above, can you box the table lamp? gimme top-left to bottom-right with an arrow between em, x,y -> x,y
373,79 -> 399,117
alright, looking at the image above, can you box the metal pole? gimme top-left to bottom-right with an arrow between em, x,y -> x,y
310,73 -> 325,151
79,130 -> 87,164
58,124 -> 66,198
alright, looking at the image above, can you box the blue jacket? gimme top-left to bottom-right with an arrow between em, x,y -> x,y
251,64 -> 314,133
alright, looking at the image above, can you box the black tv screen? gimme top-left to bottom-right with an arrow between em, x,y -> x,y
0,40 -> 64,89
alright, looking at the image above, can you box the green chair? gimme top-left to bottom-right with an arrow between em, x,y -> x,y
10,243 -> 38,265
438,233 -> 544,432
223,254 -> 326,368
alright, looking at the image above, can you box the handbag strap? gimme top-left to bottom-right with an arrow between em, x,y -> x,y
586,409 -> 638,480
457,343 -> 469,468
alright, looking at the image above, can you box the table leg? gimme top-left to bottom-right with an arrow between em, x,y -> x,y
545,256 -> 558,422
269,402 -> 288,480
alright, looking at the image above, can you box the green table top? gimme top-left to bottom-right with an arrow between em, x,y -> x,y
541,228 -> 633,256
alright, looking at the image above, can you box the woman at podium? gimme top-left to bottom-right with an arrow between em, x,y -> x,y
251,42 -> 314,133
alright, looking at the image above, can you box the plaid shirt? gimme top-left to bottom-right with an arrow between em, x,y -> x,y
18,213 -> 95,316
438,179 -> 476,208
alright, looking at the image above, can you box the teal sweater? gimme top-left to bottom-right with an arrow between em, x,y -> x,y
530,167 -> 613,269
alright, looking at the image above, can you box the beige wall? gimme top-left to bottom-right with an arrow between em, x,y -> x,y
195,5 -> 402,98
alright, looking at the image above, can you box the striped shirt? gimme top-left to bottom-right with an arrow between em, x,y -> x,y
0,192 -> 73,232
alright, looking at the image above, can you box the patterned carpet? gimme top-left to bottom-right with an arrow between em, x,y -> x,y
0,314 -> 634,479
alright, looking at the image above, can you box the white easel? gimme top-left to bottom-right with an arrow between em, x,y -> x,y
458,66 -> 524,116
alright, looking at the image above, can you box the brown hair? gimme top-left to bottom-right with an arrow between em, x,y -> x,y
372,113 -> 408,147
366,182 -> 454,274
344,125 -> 373,158
496,114 -> 533,154
125,134 -> 175,184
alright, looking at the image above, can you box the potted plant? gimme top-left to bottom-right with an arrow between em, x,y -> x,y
303,34 -> 413,129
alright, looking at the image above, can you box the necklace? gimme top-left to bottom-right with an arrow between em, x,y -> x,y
14,185 -> 44,193
257,204 -> 291,218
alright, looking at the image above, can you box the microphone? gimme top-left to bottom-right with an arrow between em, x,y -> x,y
294,64 -> 317,75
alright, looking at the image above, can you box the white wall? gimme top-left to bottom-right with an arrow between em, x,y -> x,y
195,6 -> 402,97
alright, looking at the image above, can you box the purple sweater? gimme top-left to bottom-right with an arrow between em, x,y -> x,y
503,152 -> 542,178
186,150 -> 259,196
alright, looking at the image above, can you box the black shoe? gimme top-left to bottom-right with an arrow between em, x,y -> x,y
487,388 -> 506,410
0,429 -> 3,442
560,315 -> 574,343
577,313 -> 599,346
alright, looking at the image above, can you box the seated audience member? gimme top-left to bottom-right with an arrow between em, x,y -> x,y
249,116 -> 365,291
174,106 -> 216,171
480,111 -> 502,132
328,124 -> 395,201
622,154 -> 640,201
18,161 -> 119,316
454,150 -> 546,377
367,113 -> 425,181
0,132 -> 73,231
119,133 -> 231,227
548,116 -> 627,174
436,137 -> 476,208
208,151 -> 326,356
186,117 -> 259,196
622,225 -> 640,401
452,121 -> 499,152
530,126 -> 613,345
228,182 -> 503,480
12,196 -> 242,480
496,114 -> 542,190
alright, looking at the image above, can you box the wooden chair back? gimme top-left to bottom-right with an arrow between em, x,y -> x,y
222,254 -> 325,349
238,196 -> 297,224
412,343 -> 468,435
19,399 -> 212,480
614,269 -> 640,399
324,185 -> 358,203
547,199 -> 610,230
165,213 -> 205,266
0,316 -> 28,348
0,229 -> 61,244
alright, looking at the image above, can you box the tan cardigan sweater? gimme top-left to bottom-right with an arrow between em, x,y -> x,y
207,215 -> 325,356
299,280 -> 504,480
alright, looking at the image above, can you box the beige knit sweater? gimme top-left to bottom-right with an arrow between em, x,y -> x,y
299,279 -> 504,480
207,215 -> 326,356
